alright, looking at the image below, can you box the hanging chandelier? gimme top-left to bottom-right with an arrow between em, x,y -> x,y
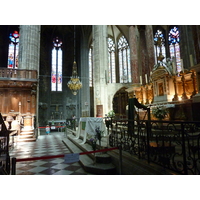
67,25 -> 82,95
67,61 -> 82,95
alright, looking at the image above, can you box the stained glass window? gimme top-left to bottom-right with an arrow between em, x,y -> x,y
51,37 -> 62,92
108,37 -> 116,83
8,31 -> 19,68
89,47 -> 93,87
118,36 -> 131,83
154,29 -> 166,63
168,26 -> 181,74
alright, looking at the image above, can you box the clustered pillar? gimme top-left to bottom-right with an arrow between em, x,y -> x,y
92,25 -> 108,117
18,25 -> 41,71
18,25 -> 41,133
129,25 -> 139,84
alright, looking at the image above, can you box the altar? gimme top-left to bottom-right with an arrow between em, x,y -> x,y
75,117 -> 107,144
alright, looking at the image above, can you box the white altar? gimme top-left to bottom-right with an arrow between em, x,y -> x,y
75,117 -> 107,144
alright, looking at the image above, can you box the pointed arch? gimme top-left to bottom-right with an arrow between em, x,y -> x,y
112,87 -> 129,119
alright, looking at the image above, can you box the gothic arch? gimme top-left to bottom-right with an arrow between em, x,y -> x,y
112,87 -> 128,119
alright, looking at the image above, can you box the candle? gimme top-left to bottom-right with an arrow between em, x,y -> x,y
181,59 -> 184,72
140,76 -> 142,85
145,74 -> 148,84
172,62 -> 175,75
190,54 -> 194,67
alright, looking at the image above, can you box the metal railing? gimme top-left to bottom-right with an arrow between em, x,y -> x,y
108,119 -> 200,175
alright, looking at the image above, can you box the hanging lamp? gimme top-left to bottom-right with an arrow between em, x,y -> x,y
67,25 -> 82,95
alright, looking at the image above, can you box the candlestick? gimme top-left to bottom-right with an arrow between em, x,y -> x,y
140,76 -> 142,85
145,74 -> 148,84
190,54 -> 194,67
181,59 -> 184,72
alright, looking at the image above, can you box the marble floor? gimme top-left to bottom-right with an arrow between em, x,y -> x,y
9,131 -> 91,175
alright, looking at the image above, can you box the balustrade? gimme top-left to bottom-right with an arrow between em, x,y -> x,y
0,68 -> 37,80
108,119 -> 200,175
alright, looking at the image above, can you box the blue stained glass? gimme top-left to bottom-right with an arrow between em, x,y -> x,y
8,31 -> 19,68
168,26 -> 180,45
168,26 -> 181,73
154,29 -> 166,63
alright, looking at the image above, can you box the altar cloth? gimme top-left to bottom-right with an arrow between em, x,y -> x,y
75,117 -> 107,144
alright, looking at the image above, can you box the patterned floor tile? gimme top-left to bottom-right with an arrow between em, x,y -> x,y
70,171 -> 88,175
30,160 -> 48,166
17,165 -> 36,171
49,158 -> 65,163
40,163 -> 58,168
17,171 -> 36,175
52,170 -> 74,175
39,168 -> 60,175
51,163 -> 69,170
64,165 -> 82,171
27,166 -> 48,173
10,132 -> 91,175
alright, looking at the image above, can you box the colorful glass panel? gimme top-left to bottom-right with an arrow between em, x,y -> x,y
154,29 -> 166,63
51,37 -> 62,91
168,26 -> 181,73
108,37 -> 116,83
118,36 -> 131,83
8,31 -> 19,68
57,49 -> 62,91
89,48 -> 93,87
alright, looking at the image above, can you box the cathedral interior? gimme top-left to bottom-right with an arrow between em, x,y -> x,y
0,25 -> 200,178
0,25 -> 200,141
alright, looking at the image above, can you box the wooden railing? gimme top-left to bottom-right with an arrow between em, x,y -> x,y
0,68 -> 37,80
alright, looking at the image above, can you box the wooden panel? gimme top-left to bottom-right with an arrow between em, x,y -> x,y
96,105 -> 103,117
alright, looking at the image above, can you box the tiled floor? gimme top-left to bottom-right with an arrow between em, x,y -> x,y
9,132 -> 91,175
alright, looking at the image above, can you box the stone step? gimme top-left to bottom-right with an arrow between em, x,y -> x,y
17,137 -> 36,142
84,162 -> 116,175
19,134 -> 34,139
19,132 -> 34,137
20,131 -> 34,135
62,133 -> 116,175
65,128 -> 178,175
95,154 -> 112,164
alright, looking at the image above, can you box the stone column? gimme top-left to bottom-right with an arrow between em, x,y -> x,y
80,30 -> 90,117
18,25 -> 41,71
18,25 -> 41,136
180,26 -> 196,70
138,26 -> 148,85
192,26 -> 200,64
145,25 -> 155,72
129,25 -> 139,84
93,25 -> 108,117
